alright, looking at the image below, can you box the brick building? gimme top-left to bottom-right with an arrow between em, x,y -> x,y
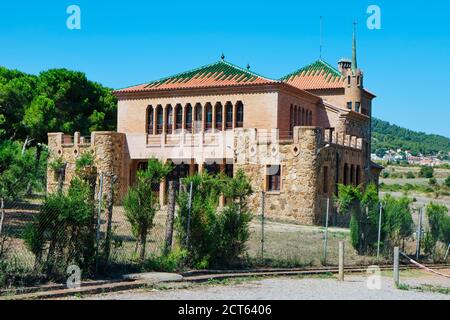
47,31 -> 382,225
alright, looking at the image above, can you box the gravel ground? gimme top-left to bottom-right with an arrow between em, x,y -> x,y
81,270 -> 450,300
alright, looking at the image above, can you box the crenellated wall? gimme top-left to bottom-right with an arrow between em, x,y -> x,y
47,131 -> 127,201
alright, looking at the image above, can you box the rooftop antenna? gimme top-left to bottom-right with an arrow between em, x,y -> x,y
319,16 -> 323,60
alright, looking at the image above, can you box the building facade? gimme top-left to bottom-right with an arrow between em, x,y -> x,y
47,33 -> 382,225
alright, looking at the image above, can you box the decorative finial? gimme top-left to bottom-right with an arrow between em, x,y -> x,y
319,16 -> 323,60
221,53 -> 225,61
246,63 -> 250,70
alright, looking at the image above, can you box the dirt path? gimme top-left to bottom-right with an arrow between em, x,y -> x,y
75,269 -> 450,300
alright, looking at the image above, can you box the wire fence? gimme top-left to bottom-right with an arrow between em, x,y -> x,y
0,176 -> 448,291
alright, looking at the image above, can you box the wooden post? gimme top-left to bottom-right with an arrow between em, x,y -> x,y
338,241 -> 344,281
393,246 -> 400,287
164,180 -> 178,255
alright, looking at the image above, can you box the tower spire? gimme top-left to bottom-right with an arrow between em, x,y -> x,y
352,21 -> 358,73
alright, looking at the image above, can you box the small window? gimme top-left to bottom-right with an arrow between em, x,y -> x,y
175,104 -> 182,130
225,102 -> 233,129
215,103 -> 223,131
355,102 -> 361,113
205,103 -> 213,130
185,104 -> 193,132
267,165 -> 281,192
347,76 -> 351,85
236,101 -> 244,128
146,105 -> 154,134
347,102 -> 352,110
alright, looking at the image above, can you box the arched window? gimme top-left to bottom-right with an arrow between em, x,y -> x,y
236,101 -> 244,128
343,163 -> 349,185
166,104 -> 173,134
309,110 -> 312,125
185,104 -> 193,133
215,102 -> 223,131
205,103 -> 213,130
225,102 -> 233,129
146,105 -> 154,135
156,105 -> 163,134
194,103 -> 202,133
175,104 -> 183,130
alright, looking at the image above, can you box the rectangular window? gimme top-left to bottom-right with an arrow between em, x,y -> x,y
347,102 -> 352,110
323,166 -> 329,194
267,165 -> 281,192
355,102 -> 361,113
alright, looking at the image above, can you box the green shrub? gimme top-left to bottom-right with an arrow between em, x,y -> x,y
426,203 -> 450,260
176,170 -> 253,268
444,176 -> 450,188
123,159 -> 172,262
419,166 -> 434,178
406,171 -> 415,179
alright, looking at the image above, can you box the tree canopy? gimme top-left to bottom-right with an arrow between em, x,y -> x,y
0,66 -> 117,143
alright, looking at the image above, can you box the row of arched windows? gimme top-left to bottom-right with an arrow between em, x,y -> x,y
290,104 -> 313,131
343,163 -> 361,186
146,101 -> 244,135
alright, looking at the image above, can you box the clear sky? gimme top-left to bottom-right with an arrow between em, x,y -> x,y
0,0 -> 449,137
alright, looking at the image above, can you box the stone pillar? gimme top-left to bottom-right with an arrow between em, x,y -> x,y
162,105 -> 167,135
153,107 -> 157,135
232,102 -> 237,129
212,103 -> 216,132
182,105 -> 186,134
222,103 -> 226,131
159,178 -> 166,206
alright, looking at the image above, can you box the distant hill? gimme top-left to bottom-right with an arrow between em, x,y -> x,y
371,118 -> 450,157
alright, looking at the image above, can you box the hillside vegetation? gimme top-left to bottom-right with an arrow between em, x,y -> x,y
372,118 -> 450,157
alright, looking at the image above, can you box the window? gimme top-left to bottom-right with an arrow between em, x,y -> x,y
355,102 -> 361,113
347,102 -> 352,110
343,163 -> 349,185
236,101 -> 244,128
194,103 -> 202,132
225,164 -> 233,178
347,76 -> 351,85
225,102 -> 233,129
185,104 -> 193,132
215,102 -> 223,130
267,165 -> 281,192
301,109 -> 305,125
156,105 -> 163,134
323,166 -> 329,194
350,164 -> 355,185
204,162 -> 220,175
146,105 -> 153,134
175,104 -> 182,130
290,105 -> 294,132
205,103 -> 213,130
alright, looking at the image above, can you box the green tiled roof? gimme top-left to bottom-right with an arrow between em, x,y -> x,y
143,60 -> 274,89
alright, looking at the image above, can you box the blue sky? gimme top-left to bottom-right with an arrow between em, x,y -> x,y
0,0 -> 449,137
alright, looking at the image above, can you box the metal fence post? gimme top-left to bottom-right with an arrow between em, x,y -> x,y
104,174 -> 117,265
260,191 -> 265,263
95,172 -> 104,273
338,241 -> 344,281
393,246 -> 400,287
415,207 -> 423,261
323,198 -> 330,265
377,203 -> 382,259
164,180 -> 177,255
0,198 -> 4,238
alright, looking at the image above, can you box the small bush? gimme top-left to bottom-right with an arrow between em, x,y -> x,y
406,171 -> 415,179
419,166 -> 434,178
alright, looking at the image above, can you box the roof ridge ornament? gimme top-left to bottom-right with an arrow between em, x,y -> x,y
221,53 -> 225,61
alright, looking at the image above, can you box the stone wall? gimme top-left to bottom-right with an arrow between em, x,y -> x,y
47,131 -> 127,202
